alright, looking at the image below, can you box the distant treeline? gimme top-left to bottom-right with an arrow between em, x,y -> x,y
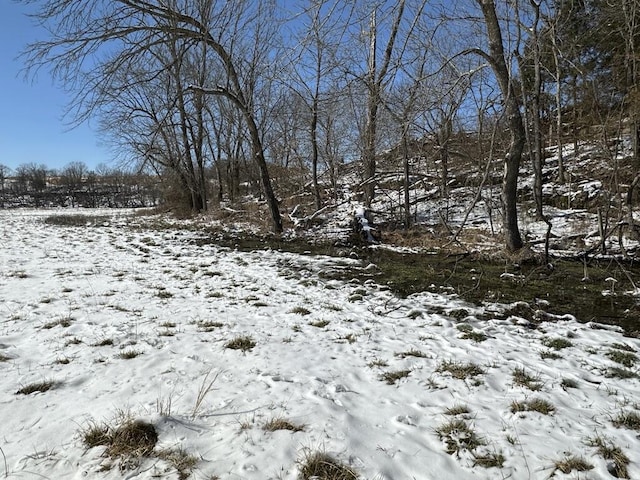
0,162 -> 161,209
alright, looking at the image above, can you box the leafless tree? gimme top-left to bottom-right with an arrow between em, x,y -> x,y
21,0 -> 283,231
465,0 -> 526,251
359,0 -> 407,207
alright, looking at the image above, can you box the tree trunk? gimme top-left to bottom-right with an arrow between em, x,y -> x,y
530,0 -> 544,219
246,111 -> 283,233
402,126 -> 411,228
311,95 -> 322,211
478,0 -> 524,251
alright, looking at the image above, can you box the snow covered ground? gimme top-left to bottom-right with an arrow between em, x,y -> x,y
1,208 -> 639,479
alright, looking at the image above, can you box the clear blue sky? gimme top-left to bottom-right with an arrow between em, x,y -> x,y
0,2 -> 113,173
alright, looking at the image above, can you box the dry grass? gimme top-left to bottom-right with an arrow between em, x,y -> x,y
587,436 -> 630,479
512,367 -> 543,391
612,411 -> 640,430
395,349 -> 428,358
80,413 -> 168,472
560,378 -> 579,390
606,367 -> 638,379
379,369 -> 411,385
435,419 -> 485,455
437,360 -> 485,380
118,349 -> 142,359
473,451 -> 505,468
191,370 -> 219,419
157,447 -> 198,480
16,380 -> 57,395
540,349 -> 562,360
367,358 -> 388,368
552,454 -> 593,474
290,306 -> 312,316
606,349 -> 637,367
42,316 -> 73,329
263,417 -> 305,432
107,419 -> 158,458
541,337 -> 572,350
510,398 -> 555,415
225,335 -> 256,352
309,319 -> 330,328
197,320 -> 224,332
444,404 -> 470,416
298,450 -> 358,480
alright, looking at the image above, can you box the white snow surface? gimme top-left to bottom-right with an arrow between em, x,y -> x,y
1,209 -> 639,479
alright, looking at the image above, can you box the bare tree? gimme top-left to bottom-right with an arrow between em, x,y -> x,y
360,0 -> 407,207
468,0 -> 526,251
21,0 -> 283,232
60,161 -> 88,206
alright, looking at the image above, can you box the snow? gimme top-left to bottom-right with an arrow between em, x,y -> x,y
1,208 -> 639,479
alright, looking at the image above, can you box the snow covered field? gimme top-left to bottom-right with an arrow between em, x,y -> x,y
1,209 -> 639,479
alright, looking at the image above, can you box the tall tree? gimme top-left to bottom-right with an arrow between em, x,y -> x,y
472,0 -> 526,251
361,0 -> 406,207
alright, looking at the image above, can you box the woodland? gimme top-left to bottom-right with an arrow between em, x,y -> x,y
5,0 -> 640,255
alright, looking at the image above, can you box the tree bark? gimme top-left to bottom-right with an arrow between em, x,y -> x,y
477,0 -> 525,251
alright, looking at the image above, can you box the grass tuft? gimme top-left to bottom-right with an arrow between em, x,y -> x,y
510,398 -> 555,415
367,358 -> 388,368
560,378 -> 579,390
435,419 -> 485,455
473,451 -> 505,468
606,367 -> 638,379
612,411 -> 640,430
263,417 -> 305,432
541,337 -> 572,350
437,360 -> 485,380
81,411 -> 197,477
309,319 -> 330,328
118,349 -> 142,359
290,306 -> 311,316
395,349 -> 428,358
587,436 -> 630,479
225,335 -> 256,352
298,451 -> 358,480
157,447 -> 198,480
610,343 -> 636,352
379,369 -> 411,385
606,349 -> 637,367
540,349 -> 562,360
553,454 -> 593,474
82,420 -> 111,448
108,419 -> 158,458
197,320 -> 224,332
42,316 -> 73,329
16,380 -> 57,395
444,404 -> 470,416
512,367 -> 543,391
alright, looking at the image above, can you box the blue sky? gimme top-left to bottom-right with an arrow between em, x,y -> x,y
0,2 -> 112,173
